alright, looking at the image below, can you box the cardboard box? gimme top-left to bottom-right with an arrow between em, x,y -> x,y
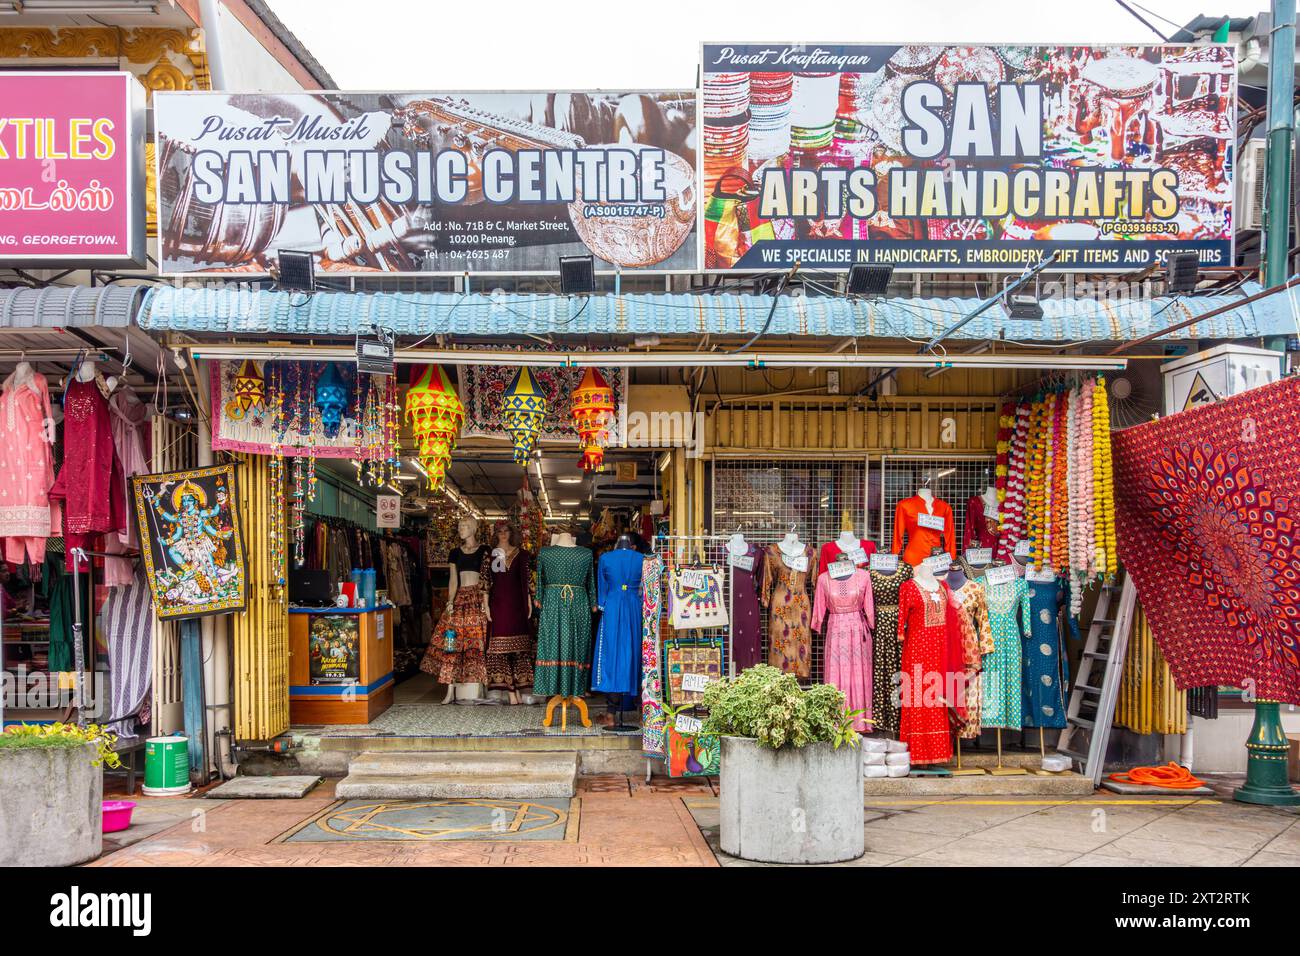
1288,734 -> 1300,783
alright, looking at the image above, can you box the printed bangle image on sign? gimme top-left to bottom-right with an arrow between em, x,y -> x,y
153,89 -> 699,275
699,43 -> 1234,272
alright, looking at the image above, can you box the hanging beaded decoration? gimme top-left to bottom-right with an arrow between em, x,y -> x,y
285,362 -> 319,567
266,361 -> 288,589
353,372 -> 400,487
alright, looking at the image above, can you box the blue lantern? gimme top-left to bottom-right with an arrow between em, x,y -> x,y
316,362 -> 349,439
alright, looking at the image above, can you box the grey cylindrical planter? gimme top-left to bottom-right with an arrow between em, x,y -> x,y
719,736 -> 864,864
0,743 -> 103,866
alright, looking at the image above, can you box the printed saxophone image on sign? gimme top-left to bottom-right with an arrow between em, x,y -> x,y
700,43 -> 1235,271
153,90 -> 698,275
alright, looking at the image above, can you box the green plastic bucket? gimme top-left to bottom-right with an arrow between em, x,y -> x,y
143,736 -> 192,796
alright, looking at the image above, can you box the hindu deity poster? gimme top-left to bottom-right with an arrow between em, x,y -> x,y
132,464 -> 248,620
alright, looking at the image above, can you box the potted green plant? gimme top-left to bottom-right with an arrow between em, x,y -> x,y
0,723 -> 121,867
701,665 -> 865,864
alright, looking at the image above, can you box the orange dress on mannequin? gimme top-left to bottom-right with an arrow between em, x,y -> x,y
892,495 -> 957,566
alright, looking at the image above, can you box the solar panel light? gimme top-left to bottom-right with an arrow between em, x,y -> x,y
1165,251 -> 1200,293
846,263 -> 893,296
276,250 -> 316,293
1005,291 -> 1044,321
559,255 -> 596,295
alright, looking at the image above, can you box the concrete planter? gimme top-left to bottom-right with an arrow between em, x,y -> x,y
719,736 -> 864,864
0,743 -> 103,866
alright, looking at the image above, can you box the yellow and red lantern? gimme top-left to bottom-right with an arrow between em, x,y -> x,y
224,358 -> 265,421
405,364 -> 463,490
501,366 -> 547,466
570,366 -> 615,471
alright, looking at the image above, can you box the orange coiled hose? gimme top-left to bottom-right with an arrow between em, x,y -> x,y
1107,762 -> 1206,790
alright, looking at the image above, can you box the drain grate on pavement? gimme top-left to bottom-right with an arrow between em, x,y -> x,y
278,798 -> 579,843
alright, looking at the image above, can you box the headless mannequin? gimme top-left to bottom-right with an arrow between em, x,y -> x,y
947,564 -> 968,591
443,516 -> 488,704
778,530 -> 804,562
834,529 -> 859,553
980,484 -> 998,515
6,360 -> 35,391
597,533 -> 639,728
75,360 -> 96,384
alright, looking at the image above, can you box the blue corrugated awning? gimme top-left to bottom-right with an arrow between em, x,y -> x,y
136,282 -> 1300,343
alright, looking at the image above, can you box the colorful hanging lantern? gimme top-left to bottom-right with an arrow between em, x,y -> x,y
405,364 -> 463,490
224,358 -> 265,421
500,366 -> 547,466
315,362 -> 349,439
570,366 -> 615,471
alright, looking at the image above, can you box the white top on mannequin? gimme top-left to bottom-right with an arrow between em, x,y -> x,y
777,531 -> 803,557
834,529 -> 859,552
725,532 -> 749,557
74,360 -> 96,383
554,532 -> 577,547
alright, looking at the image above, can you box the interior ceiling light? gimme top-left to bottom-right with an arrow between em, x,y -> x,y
555,476 -> 583,484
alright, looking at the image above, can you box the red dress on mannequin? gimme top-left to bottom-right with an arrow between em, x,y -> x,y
897,577 -> 966,764
48,377 -> 124,571
962,494 -> 999,550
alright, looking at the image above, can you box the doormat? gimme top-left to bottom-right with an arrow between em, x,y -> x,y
277,798 -> 580,843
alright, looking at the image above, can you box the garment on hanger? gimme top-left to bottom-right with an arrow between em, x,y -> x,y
43,546 -> 90,674
869,561 -> 912,736
0,370 -> 60,567
817,537 -> 877,576
897,576 -> 963,764
892,495 -> 956,566
729,541 -> 764,670
487,547 -> 534,691
949,579 -> 994,737
48,378 -> 124,570
812,567 -> 875,732
760,542 -> 815,678
103,565 -> 153,740
533,544 -> 596,697
103,389 -> 150,587
961,493 -> 999,551
980,575 -> 1026,730
1022,575 -> 1074,729
592,547 -> 642,694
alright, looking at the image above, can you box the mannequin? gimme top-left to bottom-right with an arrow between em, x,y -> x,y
818,514 -> 878,576
897,557 -> 961,765
486,523 -> 533,705
762,530 -> 815,678
592,531 -> 643,726
812,554 -> 875,732
963,480 -> 1001,551
420,516 -> 491,703
947,559 -> 994,738
892,474 -> 957,566
0,360 -> 59,569
536,525 -> 597,728
727,531 -> 764,671
75,359 -> 96,383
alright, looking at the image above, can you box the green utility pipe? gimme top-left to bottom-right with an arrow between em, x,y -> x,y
1264,0 -> 1297,287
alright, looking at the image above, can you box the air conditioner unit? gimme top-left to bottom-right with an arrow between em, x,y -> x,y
1236,138 -> 1298,233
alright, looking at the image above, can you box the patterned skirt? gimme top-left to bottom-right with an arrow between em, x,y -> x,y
486,629 -> 535,690
421,584 -> 488,685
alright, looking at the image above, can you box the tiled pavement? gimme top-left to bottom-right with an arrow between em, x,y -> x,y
94,773 -> 1300,867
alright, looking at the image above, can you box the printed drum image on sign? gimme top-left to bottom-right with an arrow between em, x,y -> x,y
699,43 -> 1235,272
153,90 -> 698,275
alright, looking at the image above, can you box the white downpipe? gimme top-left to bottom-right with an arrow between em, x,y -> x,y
198,0 -> 230,91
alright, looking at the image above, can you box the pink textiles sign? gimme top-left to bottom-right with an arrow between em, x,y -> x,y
0,71 -> 145,266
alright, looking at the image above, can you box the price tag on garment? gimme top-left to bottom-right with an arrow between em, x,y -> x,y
1027,567 -> 1059,583
965,548 -> 993,566
376,494 -> 401,529
681,673 -> 713,693
728,552 -> 754,572
828,560 -> 856,580
1014,539 -> 1033,559
922,554 -> 950,575
986,510 -> 1001,523
870,553 -> 899,573
917,512 -> 945,532
680,568 -> 709,589
985,565 -> 1016,586
674,714 -> 703,735
845,546 -> 869,566
782,553 -> 809,573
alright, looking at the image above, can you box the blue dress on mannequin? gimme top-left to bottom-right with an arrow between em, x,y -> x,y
1021,574 -> 1076,728
592,547 -> 644,694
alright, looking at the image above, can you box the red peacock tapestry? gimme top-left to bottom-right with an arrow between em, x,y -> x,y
1112,376 -> 1300,705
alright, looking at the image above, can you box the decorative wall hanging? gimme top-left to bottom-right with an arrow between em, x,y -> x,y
663,636 -> 725,706
640,553 -> 667,757
131,463 -> 247,620
500,366 -> 547,465
571,366 -> 616,471
668,565 -> 729,630
405,364 -> 463,490
1112,375 -> 1300,705
224,358 -> 265,422
210,359 -> 367,458
354,373 -> 400,488
460,362 -> 627,445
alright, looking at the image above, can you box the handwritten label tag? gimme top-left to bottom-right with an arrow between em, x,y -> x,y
917,512 -> 945,532
870,553 -> 899,573
845,546 -> 868,566
782,553 -> 809,573
674,714 -> 703,735
680,568 -> 708,589
681,673 -> 712,693
1027,567 -> 1058,583
1014,539 -> 1033,559
965,547 -> 993,566
986,510 -> 1000,523
923,554 -> 951,575
728,552 -> 754,572
828,560 -> 856,580
985,565 -> 1015,586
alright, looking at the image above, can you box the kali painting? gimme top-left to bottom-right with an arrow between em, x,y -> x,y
132,464 -> 247,620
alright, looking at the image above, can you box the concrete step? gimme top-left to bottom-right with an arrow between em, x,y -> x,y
336,750 -> 578,799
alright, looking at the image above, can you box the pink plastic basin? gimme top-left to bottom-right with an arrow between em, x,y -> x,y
101,800 -> 136,833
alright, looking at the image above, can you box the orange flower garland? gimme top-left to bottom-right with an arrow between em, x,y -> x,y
1092,377 -> 1116,577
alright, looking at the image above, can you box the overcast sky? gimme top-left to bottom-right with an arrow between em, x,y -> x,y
264,0 -> 1268,89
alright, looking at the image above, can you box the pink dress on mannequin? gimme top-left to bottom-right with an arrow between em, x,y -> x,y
0,369 -> 60,567
811,567 -> 876,732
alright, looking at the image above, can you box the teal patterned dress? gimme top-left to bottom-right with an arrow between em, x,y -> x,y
533,545 -> 596,697
979,576 -> 1026,730
1022,575 -> 1074,729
